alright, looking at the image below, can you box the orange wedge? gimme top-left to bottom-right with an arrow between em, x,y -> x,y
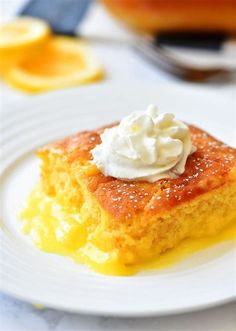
0,17 -> 51,75
6,36 -> 104,93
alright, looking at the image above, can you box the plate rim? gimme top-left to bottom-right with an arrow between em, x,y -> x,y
1,286 -> 235,317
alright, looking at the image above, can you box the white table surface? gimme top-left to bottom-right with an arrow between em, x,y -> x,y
1,1 -> 236,330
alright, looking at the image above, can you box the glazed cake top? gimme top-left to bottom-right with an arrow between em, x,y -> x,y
40,124 -> 236,219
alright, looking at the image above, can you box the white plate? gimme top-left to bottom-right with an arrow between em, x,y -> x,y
1,84 -> 236,317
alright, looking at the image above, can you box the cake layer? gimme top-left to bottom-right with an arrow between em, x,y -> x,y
34,123 -> 236,268
75,177 -> 236,265
20,180 -> 236,273
39,124 -> 236,219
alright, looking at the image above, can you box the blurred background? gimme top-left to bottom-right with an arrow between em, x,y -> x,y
1,0 -> 236,101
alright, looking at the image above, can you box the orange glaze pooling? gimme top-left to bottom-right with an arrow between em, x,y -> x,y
40,124 -> 236,220
20,185 -> 236,276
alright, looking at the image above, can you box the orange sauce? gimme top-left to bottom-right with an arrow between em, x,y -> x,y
19,186 -> 236,276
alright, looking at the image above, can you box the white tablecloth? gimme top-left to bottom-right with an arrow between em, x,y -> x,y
1,1 -> 236,330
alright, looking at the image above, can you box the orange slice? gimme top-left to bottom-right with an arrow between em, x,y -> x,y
0,17 -> 51,75
6,36 -> 104,93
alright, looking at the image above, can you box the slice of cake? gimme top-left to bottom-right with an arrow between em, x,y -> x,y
34,106 -> 236,273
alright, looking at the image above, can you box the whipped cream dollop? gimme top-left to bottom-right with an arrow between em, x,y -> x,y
91,105 -> 196,182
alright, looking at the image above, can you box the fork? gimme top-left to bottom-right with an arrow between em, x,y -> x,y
134,36 -> 236,82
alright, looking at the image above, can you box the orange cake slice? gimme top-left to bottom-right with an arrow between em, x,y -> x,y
19,122 -> 236,274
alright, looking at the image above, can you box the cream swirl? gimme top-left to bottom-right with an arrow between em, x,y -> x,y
91,105 -> 196,182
